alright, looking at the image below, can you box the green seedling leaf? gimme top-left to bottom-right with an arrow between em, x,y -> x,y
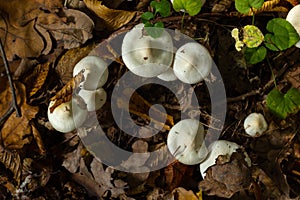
244,46 -> 267,64
150,0 -> 171,17
141,12 -> 155,23
235,0 -> 264,14
266,88 -> 300,119
264,18 -> 300,51
144,21 -> 164,38
242,25 -> 264,48
172,0 -> 202,16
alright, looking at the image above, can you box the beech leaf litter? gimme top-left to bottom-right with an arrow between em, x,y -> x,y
0,0 -> 300,199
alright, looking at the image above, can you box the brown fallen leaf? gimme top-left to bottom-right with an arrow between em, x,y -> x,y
0,82 -> 40,151
199,152 -> 252,198
37,9 -> 94,49
22,62 -> 50,100
56,44 -> 95,84
49,70 -> 85,113
285,64 -> 300,90
83,0 -> 137,30
172,187 -> 199,200
0,18 -> 45,61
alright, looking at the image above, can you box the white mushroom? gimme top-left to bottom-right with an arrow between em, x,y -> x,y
243,113 -> 268,137
73,56 -> 108,90
157,67 -> 177,81
121,23 -> 174,77
47,100 -> 88,133
199,140 -> 251,178
167,119 -> 208,165
286,5 -> 300,48
173,42 -> 212,84
78,88 -> 107,111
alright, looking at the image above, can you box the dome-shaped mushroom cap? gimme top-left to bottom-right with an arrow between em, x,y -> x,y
199,140 -> 251,178
47,100 -> 88,133
173,42 -> 212,84
73,56 -> 108,90
78,88 -> 107,111
121,23 -> 174,77
157,67 -> 177,81
286,5 -> 300,48
167,119 -> 208,165
243,113 -> 268,137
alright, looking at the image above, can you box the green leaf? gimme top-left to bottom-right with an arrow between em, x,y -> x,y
266,88 -> 300,119
235,0 -> 264,14
141,12 -> 154,23
150,0 -> 171,17
144,21 -> 164,38
244,46 -> 267,64
264,18 -> 300,51
172,0 -> 202,16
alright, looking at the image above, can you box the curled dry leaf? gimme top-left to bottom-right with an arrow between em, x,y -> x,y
83,0 -> 137,30
199,152 -> 252,198
172,187 -> 199,200
0,145 -> 22,185
49,70 -> 85,113
0,82 -> 41,151
37,9 -> 94,49
56,44 -> 95,84
22,62 -> 50,100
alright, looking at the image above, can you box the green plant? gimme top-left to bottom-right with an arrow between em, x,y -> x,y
234,0 -> 300,119
141,0 -> 171,38
233,0 -> 300,65
172,0 -> 203,16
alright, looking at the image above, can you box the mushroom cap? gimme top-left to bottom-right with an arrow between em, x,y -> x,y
73,56 -> 108,90
78,88 -> 107,111
121,23 -> 174,77
167,119 -> 208,165
199,140 -> 251,178
243,113 -> 268,137
173,42 -> 212,84
157,67 -> 177,81
47,100 -> 88,133
286,5 -> 300,48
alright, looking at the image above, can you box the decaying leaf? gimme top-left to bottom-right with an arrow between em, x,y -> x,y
172,187 -> 199,200
37,9 -> 94,49
56,44 -> 95,84
0,19 -> 45,61
199,152 -> 252,198
0,146 -> 22,185
285,65 -> 300,90
22,62 -> 50,99
49,70 -> 85,113
212,0 -> 233,13
83,0 -> 137,30
0,82 -> 39,150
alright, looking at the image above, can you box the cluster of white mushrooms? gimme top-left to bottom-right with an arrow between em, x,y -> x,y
121,23 -> 212,84
47,56 -> 108,133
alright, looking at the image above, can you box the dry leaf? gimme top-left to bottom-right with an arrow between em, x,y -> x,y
172,187 -> 199,200
285,65 -> 300,90
49,70 -> 85,113
0,146 -> 22,185
83,0 -> 137,30
56,44 -> 95,84
22,62 -> 50,99
0,19 -> 45,61
0,82 -> 39,150
37,9 -> 94,49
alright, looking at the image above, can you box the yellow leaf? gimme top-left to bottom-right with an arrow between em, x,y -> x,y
83,0 -> 137,30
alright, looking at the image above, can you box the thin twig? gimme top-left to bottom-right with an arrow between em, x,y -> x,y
0,39 -> 21,117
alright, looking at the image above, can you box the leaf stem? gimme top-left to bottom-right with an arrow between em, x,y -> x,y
181,11 -> 186,31
266,56 -> 277,88
0,39 -> 21,118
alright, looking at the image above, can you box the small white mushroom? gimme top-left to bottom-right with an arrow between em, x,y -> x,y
243,113 -> 268,137
73,56 -> 109,90
47,100 -> 88,133
199,140 -> 251,178
78,88 -> 107,111
157,67 -> 177,81
167,119 -> 208,165
173,42 -> 212,84
121,23 -> 174,77
286,5 -> 300,48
